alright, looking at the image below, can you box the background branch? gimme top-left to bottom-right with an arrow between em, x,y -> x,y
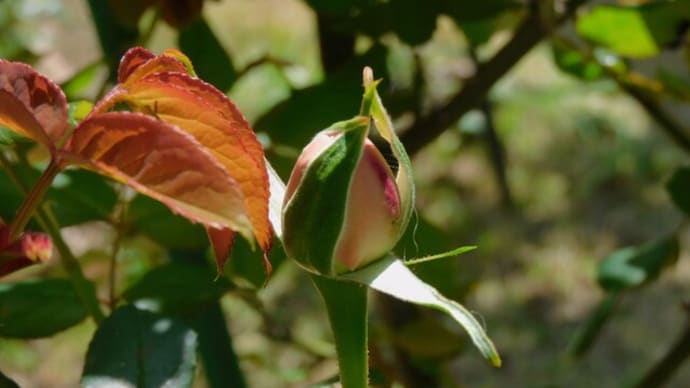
402,0 -> 588,155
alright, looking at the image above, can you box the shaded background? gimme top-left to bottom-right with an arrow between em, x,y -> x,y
1,0 -> 689,387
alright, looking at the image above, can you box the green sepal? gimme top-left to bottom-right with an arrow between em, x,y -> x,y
282,116 -> 370,275
341,256 -> 502,367
360,71 -> 415,242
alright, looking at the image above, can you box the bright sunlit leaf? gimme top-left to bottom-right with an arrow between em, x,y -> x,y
576,2 -> 690,57
105,71 -> 272,252
65,111 -> 254,241
342,256 -> 502,367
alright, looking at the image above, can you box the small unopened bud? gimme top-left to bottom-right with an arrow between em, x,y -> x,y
282,116 -> 409,275
1,224 -> 52,277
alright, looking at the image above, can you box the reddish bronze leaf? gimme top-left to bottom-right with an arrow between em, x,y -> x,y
117,46 -> 157,83
206,227 -> 234,274
0,90 -> 53,146
64,112 -> 254,240
117,47 -> 189,86
0,60 -> 68,147
111,72 -> 272,251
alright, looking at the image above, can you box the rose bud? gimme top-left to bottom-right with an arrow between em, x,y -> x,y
0,226 -> 53,277
282,115 -> 412,275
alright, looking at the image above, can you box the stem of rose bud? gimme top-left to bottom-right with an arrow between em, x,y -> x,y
7,157 -> 62,241
311,274 -> 369,388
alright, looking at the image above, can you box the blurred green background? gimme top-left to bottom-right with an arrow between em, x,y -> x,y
0,0 -> 689,387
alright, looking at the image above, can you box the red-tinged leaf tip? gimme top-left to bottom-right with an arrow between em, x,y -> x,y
118,47 -> 157,83
65,111 -> 255,240
118,51 -> 189,86
116,72 -> 272,252
206,227 -> 235,274
161,49 -> 196,76
0,90 -> 53,147
262,251 -> 273,281
0,60 -> 68,146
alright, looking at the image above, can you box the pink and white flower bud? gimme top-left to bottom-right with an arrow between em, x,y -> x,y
282,119 -> 407,275
332,137 -> 401,271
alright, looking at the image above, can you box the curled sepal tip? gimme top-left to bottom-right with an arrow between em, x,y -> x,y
342,256 -> 502,368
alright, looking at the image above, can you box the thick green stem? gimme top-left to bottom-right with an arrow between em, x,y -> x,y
311,274 -> 369,388
7,158 -> 61,240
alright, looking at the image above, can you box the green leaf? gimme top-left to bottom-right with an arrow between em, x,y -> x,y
178,18 -> 236,91
341,257 -> 501,367
226,235 -> 286,289
303,0 -> 361,15
128,195 -> 208,250
0,369 -> 19,388
667,166 -> 690,216
311,274 -> 369,388
0,125 -> 28,146
597,236 -> 679,292
47,169 -> 118,226
0,166 -> 116,227
188,303 -> 248,388
85,0 -> 138,77
657,69 -> 690,100
576,2 -> 690,58
444,0 -> 518,22
380,0 -> 437,45
256,45 -> 387,150
68,101 -> 95,129
457,19 -> 498,47
123,262 -> 233,315
551,40 -> 605,81
82,305 -> 198,388
0,279 -> 87,338
0,168 -> 24,222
